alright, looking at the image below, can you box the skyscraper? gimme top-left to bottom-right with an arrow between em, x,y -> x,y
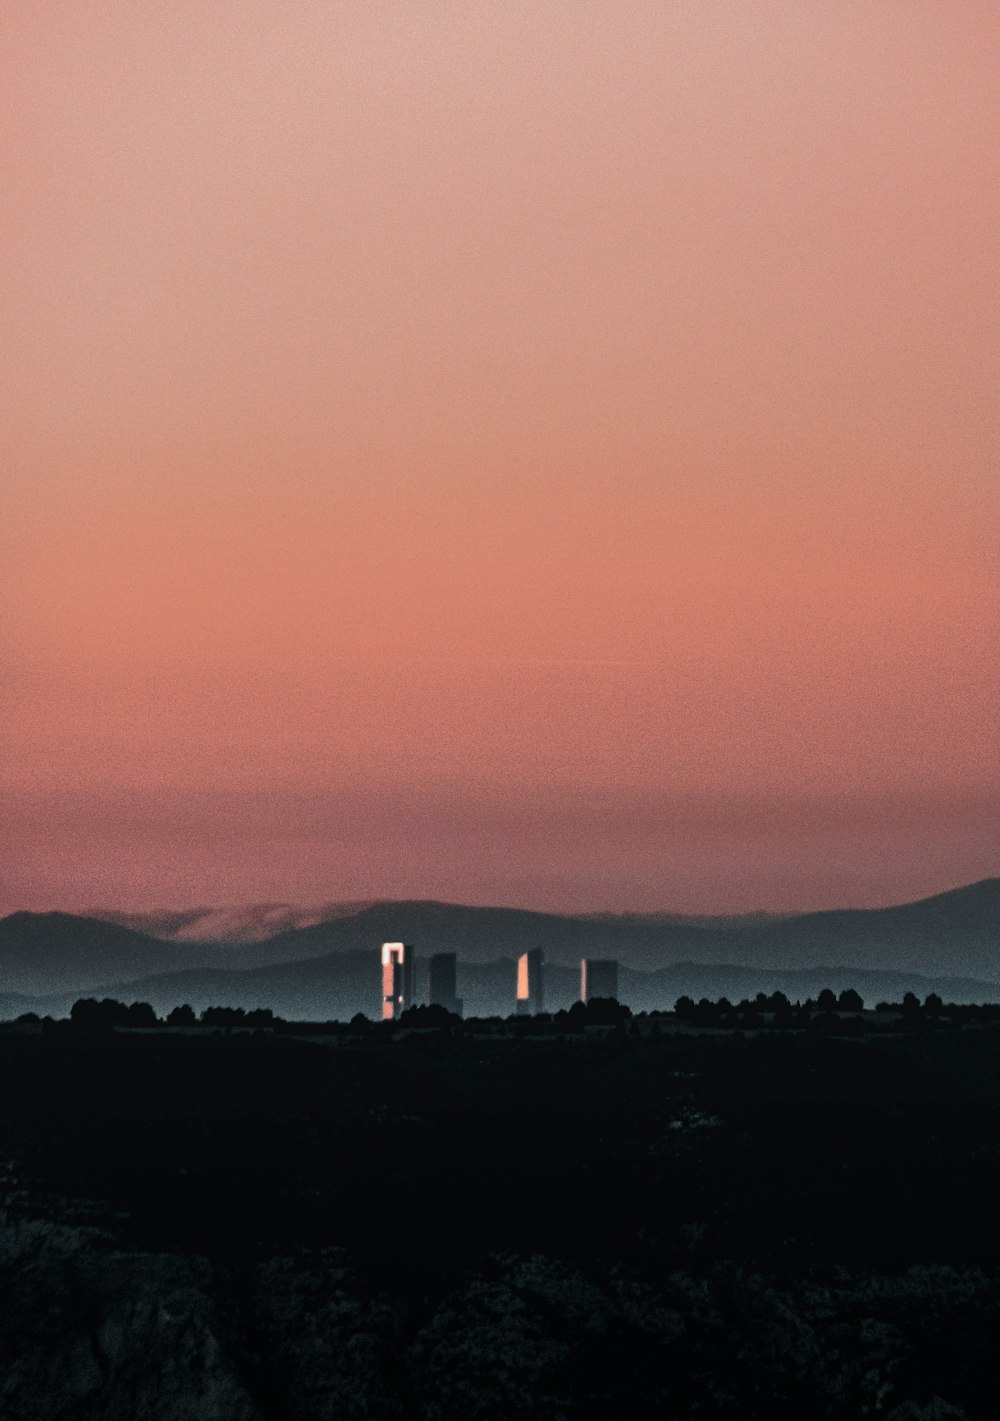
428,951 -> 463,1017
516,947 -> 544,1015
381,942 -> 415,1021
581,958 -> 618,1004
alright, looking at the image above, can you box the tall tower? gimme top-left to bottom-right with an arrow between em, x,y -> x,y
428,952 -> 462,1016
516,947 -> 544,1015
381,942 -> 415,1021
581,958 -> 618,1004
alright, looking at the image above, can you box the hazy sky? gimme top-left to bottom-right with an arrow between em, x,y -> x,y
3,1 -> 997,915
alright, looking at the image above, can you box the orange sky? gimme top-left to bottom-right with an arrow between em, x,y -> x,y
3,1 -> 997,914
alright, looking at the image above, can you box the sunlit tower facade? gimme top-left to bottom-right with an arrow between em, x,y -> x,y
516,947 -> 544,1015
580,958 -> 618,1004
381,942 -> 415,1021
428,951 -> 463,1017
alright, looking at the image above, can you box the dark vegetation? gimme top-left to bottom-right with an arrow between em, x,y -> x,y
3,1007 -> 1000,1418
19,985 -> 1000,1037
670,988 -> 1000,1031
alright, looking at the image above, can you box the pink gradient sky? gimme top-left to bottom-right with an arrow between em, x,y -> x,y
3,1 -> 998,915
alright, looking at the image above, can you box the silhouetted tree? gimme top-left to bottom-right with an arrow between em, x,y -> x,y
902,992 -> 922,1023
816,989 -> 838,1012
201,1006 -> 247,1028
245,1008 -> 275,1028
692,998 -> 721,1027
674,996 -> 695,1020
70,998 -> 100,1027
398,1003 -> 460,1029
166,1004 -> 196,1027
125,1002 -> 158,1028
70,998 -> 129,1030
772,997 -> 794,1028
924,993 -> 943,1015
553,1007 -> 584,1034
838,989 -> 864,1012
583,997 -> 630,1026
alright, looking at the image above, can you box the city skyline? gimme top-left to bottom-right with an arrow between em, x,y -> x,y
3,2 -> 997,917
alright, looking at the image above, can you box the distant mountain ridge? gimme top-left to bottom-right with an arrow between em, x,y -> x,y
89,901 -> 378,944
732,878 -> 1000,977
0,912 -> 200,995
1,878 -> 997,1008
579,910 -> 793,929
122,880 -> 999,979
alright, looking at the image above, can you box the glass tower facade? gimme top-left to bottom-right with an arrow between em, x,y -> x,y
381,941 -> 415,1021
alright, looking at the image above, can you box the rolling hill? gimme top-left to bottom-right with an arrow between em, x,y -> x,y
732,878 -> 1000,977
0,912 -> 206,996
2,879 -> 997,1016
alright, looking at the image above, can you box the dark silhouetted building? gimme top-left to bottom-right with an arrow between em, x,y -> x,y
428,951 -> 463,1017
581,958 -> 618,1003
381,942 -> 415,1021
516,947 -> 544,1015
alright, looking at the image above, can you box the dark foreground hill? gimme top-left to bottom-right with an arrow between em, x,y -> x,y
2,1026 -> 1000,1418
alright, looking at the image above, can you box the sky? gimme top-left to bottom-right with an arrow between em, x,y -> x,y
3,1 -> 998,916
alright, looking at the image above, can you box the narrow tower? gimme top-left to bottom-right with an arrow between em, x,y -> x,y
428,951 -> 462,1017
581,958 -> 618,1004
516,946 -> 544,1015
381,942 -> 415,1021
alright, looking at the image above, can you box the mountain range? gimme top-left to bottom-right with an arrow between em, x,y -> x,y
1,878 -> 997,1020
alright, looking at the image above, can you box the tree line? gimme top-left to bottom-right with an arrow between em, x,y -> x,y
673,989 -> 1000,1029
51,1000 -> 280,1030
12,990 -> 1000,1035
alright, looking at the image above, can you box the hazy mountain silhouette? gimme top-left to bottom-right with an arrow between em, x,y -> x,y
90,901 -> 377,945
3,879 -> 998,1012
143,881 -> 999,979
0,912 -> 203,995
731,878 -> 1000,977
0,905 -> 373,994
580,909 -> 793,928
205,898 -> 740,969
